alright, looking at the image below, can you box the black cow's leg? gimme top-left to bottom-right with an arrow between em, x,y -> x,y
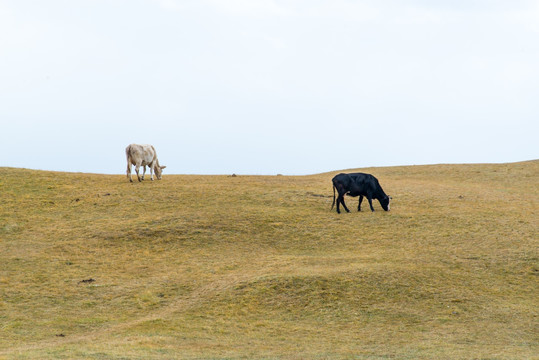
339,194 -> 350,213
335,185 -> 350,214
358,195 -> 363,211
367,196 -> 375,212
335,187 -> 343,214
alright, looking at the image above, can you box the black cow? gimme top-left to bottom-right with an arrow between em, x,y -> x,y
331,173 -> 391,214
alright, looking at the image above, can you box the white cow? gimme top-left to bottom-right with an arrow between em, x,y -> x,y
126,144 -> 166,182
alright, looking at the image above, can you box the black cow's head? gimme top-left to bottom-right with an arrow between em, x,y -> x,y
380,196 -> 391,211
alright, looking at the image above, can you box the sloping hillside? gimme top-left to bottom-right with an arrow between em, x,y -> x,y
0,161 -> 537,359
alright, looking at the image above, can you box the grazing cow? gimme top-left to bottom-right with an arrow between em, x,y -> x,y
125,144 -> 166,182
331,173 -> 391,214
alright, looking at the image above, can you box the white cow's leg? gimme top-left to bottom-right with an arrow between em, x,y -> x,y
135,163 -> 142,182
142,165 -> 146,181
127,163 -> 133,182
149,165 -> 154,181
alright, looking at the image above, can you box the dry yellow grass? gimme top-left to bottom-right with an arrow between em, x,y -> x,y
0,161 -> 537,359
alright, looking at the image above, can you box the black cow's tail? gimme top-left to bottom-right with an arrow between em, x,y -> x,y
331,183 -> 336,210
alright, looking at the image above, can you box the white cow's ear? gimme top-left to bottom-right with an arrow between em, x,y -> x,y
161,166 -> 167,169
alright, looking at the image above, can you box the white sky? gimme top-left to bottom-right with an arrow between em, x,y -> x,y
1,0 -> 538,175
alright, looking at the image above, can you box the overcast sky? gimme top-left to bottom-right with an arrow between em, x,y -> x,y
1,0 -> 538,175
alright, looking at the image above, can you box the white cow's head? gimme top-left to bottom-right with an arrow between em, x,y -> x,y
154,165 -> 166,180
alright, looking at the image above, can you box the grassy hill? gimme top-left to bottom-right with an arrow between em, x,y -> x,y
0,161 -> 537,359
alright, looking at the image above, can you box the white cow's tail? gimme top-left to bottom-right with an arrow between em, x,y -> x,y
125,145 -> 132,178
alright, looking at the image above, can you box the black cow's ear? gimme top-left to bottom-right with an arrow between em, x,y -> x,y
389,196 -> 392,200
